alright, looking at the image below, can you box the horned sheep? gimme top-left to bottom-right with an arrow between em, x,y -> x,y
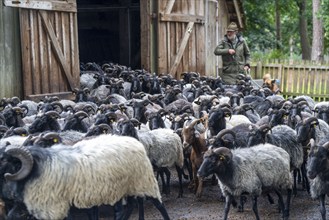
198,144 -> 293,220
0,134 -> 170,220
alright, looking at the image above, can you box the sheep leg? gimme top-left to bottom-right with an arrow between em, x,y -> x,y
175,165 -> 184,198
195,177 -> 203,198
238,195 -> 247,212
183,157 -> 192,180
319,194 -> 326,220
251,195 -> 260,220
223,195 -> 233,220
156,168 -> 167,194
87,206 -> 99,220
267,193 -> 275,204
163,167 -> 171,195
147,196 -> 170,220
284,188 -> 292,219
113,200 -> 124,220
137,197 -> 145,220
293,169 -> 298,196
274,190 -> 284,215
301,161 -> 310,193
122,196 -> 137,220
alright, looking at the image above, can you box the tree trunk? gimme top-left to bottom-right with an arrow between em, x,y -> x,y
311,0 -> 324,61
275,0 -> 281,49
296,0 -> 311,60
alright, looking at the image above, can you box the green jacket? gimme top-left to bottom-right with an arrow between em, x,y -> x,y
214,34 -> 251,84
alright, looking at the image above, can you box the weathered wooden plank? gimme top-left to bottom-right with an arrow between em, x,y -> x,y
4,0 -> 77,12
27,91 -> 75,102
39,10 -> 75,90
164,0 -> 175,14
157,0 -> 168,74
169,21 -> 194,76
160,13 -> 204,23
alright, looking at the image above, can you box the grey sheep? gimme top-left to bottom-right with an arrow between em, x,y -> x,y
198,144 -> 293,220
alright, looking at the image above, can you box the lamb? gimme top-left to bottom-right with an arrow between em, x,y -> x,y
0,134 -> 170,220
197,144 -> 293,220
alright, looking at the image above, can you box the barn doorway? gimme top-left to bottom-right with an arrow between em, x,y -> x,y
77,0 -> 141,69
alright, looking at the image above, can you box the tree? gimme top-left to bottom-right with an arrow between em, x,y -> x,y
295,0 -> 311,60
311,0 -> 324,61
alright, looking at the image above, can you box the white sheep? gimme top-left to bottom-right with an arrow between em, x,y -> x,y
1,134 -> 169,220
198,144 -> 293,220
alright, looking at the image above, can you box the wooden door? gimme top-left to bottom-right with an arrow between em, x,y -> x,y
157,0 -> 207,78
4,0 -> 80,101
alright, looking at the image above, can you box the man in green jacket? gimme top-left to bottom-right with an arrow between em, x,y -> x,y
214,22 -> 251,85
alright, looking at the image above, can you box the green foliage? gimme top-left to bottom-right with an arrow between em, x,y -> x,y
243,0 -> 328,60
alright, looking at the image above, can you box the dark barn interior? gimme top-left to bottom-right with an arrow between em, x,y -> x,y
77,0 -> 141,69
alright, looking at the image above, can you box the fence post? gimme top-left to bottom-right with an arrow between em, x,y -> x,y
256,61 -> 263,79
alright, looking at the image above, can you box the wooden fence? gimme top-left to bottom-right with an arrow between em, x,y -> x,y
250,59 -> 329,101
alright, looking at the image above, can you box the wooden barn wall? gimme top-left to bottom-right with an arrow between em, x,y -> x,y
217,0 -> 229,74
205,0 -> 218,77
19,8 -> 80,100
157,0 -> 206,78
0,4 -> 22,98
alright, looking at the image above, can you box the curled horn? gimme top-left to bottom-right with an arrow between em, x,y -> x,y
51,101 -> 64,114
45,110 -> 61,119
74,110 -> 89,119
4,146 -> 34,181
158,109 -> 167,117
297,100 -> 309,107
322,141 -> 329,150
221,107 -> 232,119
303,117 -> 319,126
187,118 -> 200,129
259,124 -> 272,134
215,129 -> 236,141
43,132 -> 62,143
130,118 -> 141,128
241,103 -> 254,113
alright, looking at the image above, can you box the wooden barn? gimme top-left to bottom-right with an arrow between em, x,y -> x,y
0,0 -> 244,100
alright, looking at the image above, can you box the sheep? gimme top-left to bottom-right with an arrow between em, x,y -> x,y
197,144 -> 293,220
247,124 -> 304,195
307,140 -> 329,220
0,134 -> 170,220
117,119 -> 185,197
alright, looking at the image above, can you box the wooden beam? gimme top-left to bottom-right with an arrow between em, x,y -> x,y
39,11 -> 76,90
233,0 -> 243,29
160,13 -> 205,24
4,0 -> 77,12
164,0 -> 175,14
169,21 -> 194,76
27,92 -> 75,102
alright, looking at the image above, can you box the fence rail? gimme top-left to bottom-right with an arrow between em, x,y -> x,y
250,59 -> 329,101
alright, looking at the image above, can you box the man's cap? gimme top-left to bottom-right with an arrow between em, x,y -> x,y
226,22 -> 239,32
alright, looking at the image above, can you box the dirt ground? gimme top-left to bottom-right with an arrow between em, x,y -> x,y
126,172 -> 325,220
71,170 -> 326,220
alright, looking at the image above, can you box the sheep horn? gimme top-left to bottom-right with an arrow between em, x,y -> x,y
322,142 -> 329,150
51,101 -> 64,114
259,124 -> 272,134
297,101 -> 309,107
43,132 -> 62,143
4,146 -> 34,181
74,111 -> 89,119
303,117 -> 319,126
97,123 -> 113,134
45,111 -> 61,119
221,107 -> 232,119
215,129 -> 236,141
187,118 -> 200,129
